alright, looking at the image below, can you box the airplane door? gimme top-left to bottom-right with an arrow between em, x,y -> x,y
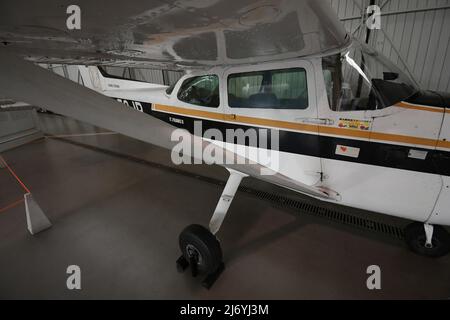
423,107 -> 450,226
316,55 -> 375,205
222,60 -> 321,186
316,53 -> 443,221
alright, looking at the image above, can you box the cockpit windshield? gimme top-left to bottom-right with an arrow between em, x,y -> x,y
322,40 -> 419,112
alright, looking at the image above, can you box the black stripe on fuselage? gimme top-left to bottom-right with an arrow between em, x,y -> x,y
113,98 -> 450,177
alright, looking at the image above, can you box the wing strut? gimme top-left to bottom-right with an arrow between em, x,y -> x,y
0,49 -> 335,201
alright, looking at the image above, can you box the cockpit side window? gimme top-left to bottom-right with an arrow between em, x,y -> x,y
177,75 -> 220,108
322,53 -> 376,112
228,68 -> 308,109
322,42 -> 418,112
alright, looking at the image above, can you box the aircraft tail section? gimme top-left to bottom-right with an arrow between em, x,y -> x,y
69,65 -> 169,94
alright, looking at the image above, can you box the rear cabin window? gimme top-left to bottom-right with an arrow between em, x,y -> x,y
177,75 -> 220,108
228,68 -> 308,109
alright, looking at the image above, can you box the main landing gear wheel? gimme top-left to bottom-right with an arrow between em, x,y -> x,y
176,169 -> 247,289
179,224 -> 223,275
405,222 -> 450,258
177,225 -> 224,289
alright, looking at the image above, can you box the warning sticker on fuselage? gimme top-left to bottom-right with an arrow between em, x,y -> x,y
335,145 -> 360,158
338,118 -> 372,131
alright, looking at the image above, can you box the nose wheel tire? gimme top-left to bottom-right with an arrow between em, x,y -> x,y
179,224 -> 223,275
405,222 -> 450,258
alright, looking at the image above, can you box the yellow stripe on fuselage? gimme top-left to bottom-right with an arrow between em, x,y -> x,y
153,103 -> 450,149
394,101 -> 444,113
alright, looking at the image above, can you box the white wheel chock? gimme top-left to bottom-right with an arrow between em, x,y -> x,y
24,193 -> 52,235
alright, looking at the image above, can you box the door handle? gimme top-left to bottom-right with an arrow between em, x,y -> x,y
224,114 -> 237,121
298,118 -> 334,126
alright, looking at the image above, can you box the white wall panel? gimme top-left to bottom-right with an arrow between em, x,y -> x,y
329,0 -> 450,93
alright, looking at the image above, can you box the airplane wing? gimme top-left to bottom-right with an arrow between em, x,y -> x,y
0,49 -> 335,200
0,0 -> 349,69
0,0 -> 345,200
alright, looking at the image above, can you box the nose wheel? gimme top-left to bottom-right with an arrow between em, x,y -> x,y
405,222 -> 450,258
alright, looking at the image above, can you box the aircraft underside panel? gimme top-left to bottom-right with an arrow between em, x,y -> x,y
0,0 -> 349,69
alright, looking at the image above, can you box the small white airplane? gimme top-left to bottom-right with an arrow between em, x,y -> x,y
0,0 -> 449,286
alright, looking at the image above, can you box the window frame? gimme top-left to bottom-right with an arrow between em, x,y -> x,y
226,67 -> 309,110
321,53 -> 377,113
176,74 -> 221,109
165,81 -> 178,95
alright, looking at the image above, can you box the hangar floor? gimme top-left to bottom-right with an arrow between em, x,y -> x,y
0,113 -> 449,299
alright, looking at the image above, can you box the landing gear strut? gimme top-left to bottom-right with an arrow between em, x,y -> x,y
405,222 -> 450,258
176,169 -> 248,289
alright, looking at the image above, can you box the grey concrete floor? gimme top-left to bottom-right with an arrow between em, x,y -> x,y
0,114 -> 449,299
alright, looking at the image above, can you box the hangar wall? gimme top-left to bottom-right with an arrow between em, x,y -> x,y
0,104 -> 43,152
329,0 -> 450,92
